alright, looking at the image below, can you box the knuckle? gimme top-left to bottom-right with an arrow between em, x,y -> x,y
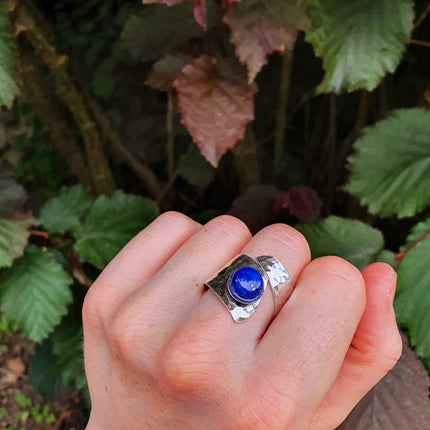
82,281 -> 112,328
353,333 -> 402,380
313,256 -> 362,282
107,307 -> 142,364
258,224 -> 311,260
158,320 -> 226,394
240,385 -> 301,430
310,256 -> 365,304
206,215 -> 252,239
156,211 -> 199,231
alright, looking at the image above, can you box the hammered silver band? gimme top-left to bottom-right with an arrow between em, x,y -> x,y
256,256 -> 293,317
205,254 -> 292,322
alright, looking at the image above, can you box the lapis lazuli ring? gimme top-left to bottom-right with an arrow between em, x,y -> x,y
205,254 -> 292,323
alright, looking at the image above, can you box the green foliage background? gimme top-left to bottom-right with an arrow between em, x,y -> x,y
0,0 -> 429,428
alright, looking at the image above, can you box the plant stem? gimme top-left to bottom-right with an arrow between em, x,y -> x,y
355,90 -> 368,133
273,50 -> 293,172
232,126 -> 260,193
29,230 -> 50,239
166,91 -> 175,180
395,227 -> 430,269
84,94 -> 160,199
377,79 -> 388,119
17,49 -> 92,187
409,39 -> 430,48
68,250 -> 92,289
156,171 -> 178,206
29,230 -> 64,247
324,94 -> 337,213
414,3 -> 430,29
17,3 -> 115,195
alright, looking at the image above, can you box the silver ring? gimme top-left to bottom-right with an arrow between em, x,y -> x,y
205,254 -> 292,323
256,256 -> 293,317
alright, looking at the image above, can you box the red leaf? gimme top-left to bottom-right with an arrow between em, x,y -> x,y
222,0 -> 239,6
223,0 -> 310,82
142,0 -> 207,28
273,186 -> 322,222
288,186 -> 321,222
191,0 -> 205,28
173,55 -> 256,166
228,185 -> 284,234
272,191 -> 289,212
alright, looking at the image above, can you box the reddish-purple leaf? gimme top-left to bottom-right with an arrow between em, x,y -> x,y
191,0 -> 205,28
147,54 -> 193,91
173,55 -> 256,166
142,0 -> 206,28
273,191 -> 289,212
228,185 -> 284,233
288,186 -> 321,222
339,336 -> 430,430
223,0 -> 311,82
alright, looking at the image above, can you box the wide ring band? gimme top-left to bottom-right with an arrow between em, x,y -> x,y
256,256 -> 293,317
205,254 -> 292,322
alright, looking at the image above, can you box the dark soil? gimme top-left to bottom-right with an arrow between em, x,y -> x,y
0,331 -> 84,430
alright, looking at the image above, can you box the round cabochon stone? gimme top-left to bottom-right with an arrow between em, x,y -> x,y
228,267 -> 264,304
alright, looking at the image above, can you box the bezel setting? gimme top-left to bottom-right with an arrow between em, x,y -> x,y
227,267 -> 264,304
205,255 -> 269,322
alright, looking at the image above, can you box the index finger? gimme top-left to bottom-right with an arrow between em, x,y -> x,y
90,211 -> 200,304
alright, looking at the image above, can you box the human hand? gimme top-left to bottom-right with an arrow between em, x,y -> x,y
83,212 -> 402,430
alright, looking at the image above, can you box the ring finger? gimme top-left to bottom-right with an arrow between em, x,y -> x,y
194,223 -> 311,345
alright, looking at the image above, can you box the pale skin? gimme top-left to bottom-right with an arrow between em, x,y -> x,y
83,212 -> 402,430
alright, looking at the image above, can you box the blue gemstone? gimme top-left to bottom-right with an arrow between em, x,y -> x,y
228,267 -> 264,304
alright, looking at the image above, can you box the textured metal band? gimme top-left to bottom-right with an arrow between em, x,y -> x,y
205,254 -> 269,323
256,255 -> 292,317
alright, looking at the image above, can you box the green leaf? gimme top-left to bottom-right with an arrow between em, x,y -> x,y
14,392 -> 31,408
39,185 -> 92,234
29,341 -> 70,399
74,191 -> 158,269
0,246 -> 73,342
177,147 -> 214,188
306,0 -> 414,93
374,249 -> 396,268
224,0 -> 310,82
0,1 -> 19,107
120,3 -> 200,62
0,216 -> 38,268
345,109 -> 430,218
403,217 -> 430,247
51,321 -> 86,389
395,218 -> 430,357
296,216 -> 384,269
